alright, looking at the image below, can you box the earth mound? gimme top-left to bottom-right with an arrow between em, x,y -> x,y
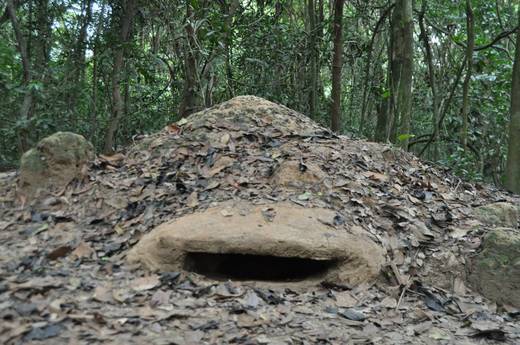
127,201 -> 385,286
0,95 -> 519,344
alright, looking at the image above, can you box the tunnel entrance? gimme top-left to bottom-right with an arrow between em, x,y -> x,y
183,252 -> 338,282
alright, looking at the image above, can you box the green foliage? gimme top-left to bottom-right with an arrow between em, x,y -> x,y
0,0 -> 518,188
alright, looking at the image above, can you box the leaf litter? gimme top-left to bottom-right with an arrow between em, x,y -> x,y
0,96 -> 519,344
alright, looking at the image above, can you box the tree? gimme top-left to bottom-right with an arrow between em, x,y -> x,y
307,0 -> 318,118
418,0 -> 440,159
460,0 -> 475,148
330,0 -> 344,132
6,0 -> 33,154
389,0 -> 413,146
0,0 -> 519,186
178,1 -> 202,118
103,0 -> 137,154
505,9 -> 520,193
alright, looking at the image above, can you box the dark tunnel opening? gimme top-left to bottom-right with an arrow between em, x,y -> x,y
183,252 -> 338,282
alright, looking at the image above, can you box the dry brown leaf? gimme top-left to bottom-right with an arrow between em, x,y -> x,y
71,241 -> 94,259
207,156 -> 234,177
113,288 -> 133,303
99,153 -> 126,165
47,245 -> 73,260
334,292 -> 358,308
221,133 -> 231,144
132,275 -> 160,292
150,290 -> 170,307
93,284 -> 113,303
186,191 -> 199,208
363,171 -> 389,182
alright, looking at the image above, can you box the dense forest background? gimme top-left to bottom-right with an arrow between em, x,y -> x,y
1,0 -> 520,191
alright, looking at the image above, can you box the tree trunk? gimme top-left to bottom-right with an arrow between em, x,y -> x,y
69,0 -> 93,111
219,0 -> 238,99
389,0 -> 413,147
89,1 -> 106,147
460,0 -> 475,148
103,0 -> 137,154
7,0 -> 33,154
33,0 -> 51,78
373,55 -> 389,142
418,0 -> 440,159
330,0 -> 344,132
178,2 -> 201,118
360,6 -> 391,133
307,0 -> 318,118
505,10 -> 520,193
375,35 -> 392,142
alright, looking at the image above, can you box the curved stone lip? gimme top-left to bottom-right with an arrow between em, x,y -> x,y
128,201 -> 385,286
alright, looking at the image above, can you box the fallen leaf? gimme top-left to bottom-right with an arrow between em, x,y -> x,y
428,327 -> 451,340
297,191 -> 312,201
206,156 -> 234,177
24,323 -> 63,342
47,245 -> 73,260
71,241 -> 94,259
380,296 -> 397,309
112,289 -> 133,303
99,153 -> 125,167
0,221 -> 13,231
186,192 -> 199,208
177,118 -> 188,126
114,223 -> 126,235
132,275 -> 160,292
150,290 -> 170,307
334,292 -> 358,308
93,284 -> 113,303
165,123 -> 182,135
221,133 -> 231,144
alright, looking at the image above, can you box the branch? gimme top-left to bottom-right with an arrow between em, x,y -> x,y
417,56 -> 466,156
359,3 -> 394,130
409,135 -> 480,159
0,1 -> 27,26
421,11 -> 518,51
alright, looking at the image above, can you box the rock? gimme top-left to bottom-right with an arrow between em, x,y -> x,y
18,132 -> 94,199
473,202 -> 518,228
128,201 -> 385,287
469,228 -> 520,307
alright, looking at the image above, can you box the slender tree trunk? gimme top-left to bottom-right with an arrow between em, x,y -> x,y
330,0 -> 344,132
418,0 -> 440,159
360,6 -> 391,133
89,1 -> 106,147
33,0 -> 51,79
103,0 -> 137,154
178,2 -> 201,118
505,10 -> 520,193
375,35 -> 392,142
307,0 -> 318,118
69,0 -> 93,112
460,0 -> 475,148
373,54 -> 388,142
219,0 -> 238,99
7,0 -> 33,154
389,0 -> 413,147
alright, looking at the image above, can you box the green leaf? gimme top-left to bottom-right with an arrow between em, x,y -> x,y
397,134 -> 415,142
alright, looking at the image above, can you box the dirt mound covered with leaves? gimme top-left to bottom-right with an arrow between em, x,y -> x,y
1,96 -> 519,344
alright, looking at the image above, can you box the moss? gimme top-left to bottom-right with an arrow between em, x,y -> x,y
470,228 -> 520,306
21,149 -> 46,172
19,132 -> 94,198
38,132 -> 94,164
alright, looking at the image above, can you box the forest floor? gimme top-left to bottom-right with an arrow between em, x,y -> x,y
1,96 -> 519,344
